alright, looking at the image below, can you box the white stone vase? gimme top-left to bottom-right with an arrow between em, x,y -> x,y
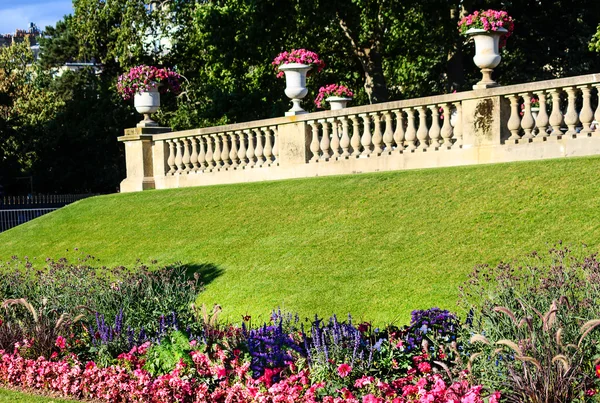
466,27 -> 507,89
531,106 -> 540,121
279,63 -> 312,116
326,96 -> 352,110
134,86 -> 160,127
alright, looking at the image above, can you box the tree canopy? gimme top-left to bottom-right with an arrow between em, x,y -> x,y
1,0 -> 600,194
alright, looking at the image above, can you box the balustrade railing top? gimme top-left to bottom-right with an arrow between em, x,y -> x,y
119,72 -> 600,193
148,73 -> 600,142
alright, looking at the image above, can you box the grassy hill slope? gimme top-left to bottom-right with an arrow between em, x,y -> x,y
1,156 -> 599,323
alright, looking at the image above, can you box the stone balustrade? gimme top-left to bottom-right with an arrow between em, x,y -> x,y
119,73 -> 600,192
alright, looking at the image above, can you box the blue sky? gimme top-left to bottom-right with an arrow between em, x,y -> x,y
0,0 -> 73,34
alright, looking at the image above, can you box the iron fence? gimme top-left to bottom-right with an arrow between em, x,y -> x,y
0,208 -> 58,233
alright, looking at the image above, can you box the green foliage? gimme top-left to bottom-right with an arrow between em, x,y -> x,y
143,330 -> 194,376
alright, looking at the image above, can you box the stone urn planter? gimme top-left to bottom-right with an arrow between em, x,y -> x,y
466,27 -> 507,89
117,65 -> 182,128
326,96 -> 352,110
279,63 -> 312,116
531,106 -> 540,121
134,86 -> 160,127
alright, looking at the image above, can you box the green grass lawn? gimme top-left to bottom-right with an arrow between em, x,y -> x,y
1,156 -> 599,324
0,388 -> 77,402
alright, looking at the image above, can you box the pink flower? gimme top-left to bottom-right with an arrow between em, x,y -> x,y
363,394 -> 383,403
489,391 -> 502,402
55,336 -> 66,350
272,49 -> 325,78
418,362 -> 432,374
337,363 -> 352,378
314,83 -> 354,108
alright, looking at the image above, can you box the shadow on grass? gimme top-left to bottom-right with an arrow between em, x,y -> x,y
183,263 -> 224,290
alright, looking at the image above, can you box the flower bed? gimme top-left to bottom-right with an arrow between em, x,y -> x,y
0,310 -> 495,403
3,248 -> 600,402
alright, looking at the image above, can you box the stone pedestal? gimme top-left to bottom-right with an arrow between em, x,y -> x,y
461,95 -> 510,147
118,127 -> 172,192
276,120 -> 311,164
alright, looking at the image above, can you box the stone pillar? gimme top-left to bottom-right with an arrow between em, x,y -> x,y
275,120 -> 311,165
118,126 -> 172,192
460,95 -> 510,147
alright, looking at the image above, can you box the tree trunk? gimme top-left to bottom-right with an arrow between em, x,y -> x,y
337,16 -> 388,104
356,46 -> 388,104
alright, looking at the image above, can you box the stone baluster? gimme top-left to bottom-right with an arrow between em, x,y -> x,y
404,108 -> 417,151
594,85 -> 600,135
254,128 -> 265,167
382,111 -> 394,153
245,129 -> 256,167
182,138 -> 192,173
350,115 -> 361,157
359,114 -> 372,156
428,105 -> 441,150
506,95 -> 521,142
548,88 -> 564,137
519,92 -> 535,141
197,136 -> 207,171
263,127 -> 273,166
174,139 -> 184,173
371,112 -> 384,155
578,85 -> 594,135
339,116 -> 351,158
237,131 -> 248,167
205,135 -> 215,169
189,137 -> 199,172
416,106 -> 429,150
319,119 -> 331,160
563,86 -> 579,137
229,132 -> 239,169
271,127 -> 279,165
392,109 -> 405,151
533,91 -> 549,138
221,133 -> 231,168
309,121 -> 321,162
440,104 -> 453,149
166,140 -> 176,175
453,103 -> 463,148
213,133 -> 223,168
329,118 -> 340,158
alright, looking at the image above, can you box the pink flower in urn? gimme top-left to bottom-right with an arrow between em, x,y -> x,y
272,48 -> 325,78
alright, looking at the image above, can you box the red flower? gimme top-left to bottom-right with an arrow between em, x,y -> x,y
595,364 -> 600,378
337,363 -> 352,378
